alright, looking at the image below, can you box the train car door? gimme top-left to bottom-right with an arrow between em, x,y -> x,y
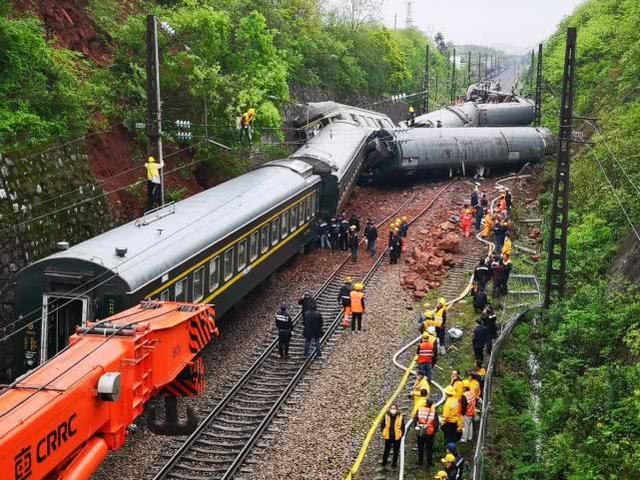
40,294 -> 89,364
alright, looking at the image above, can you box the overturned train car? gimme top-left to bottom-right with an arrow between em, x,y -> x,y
410,100 -> 535,129
367,126 -> 555,180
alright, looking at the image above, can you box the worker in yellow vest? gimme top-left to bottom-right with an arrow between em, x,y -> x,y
441,386 -> 462,445
450,370 -> 464,399
349,282 -> 365,333
239,108 -> 256,142
435,298 -> 447,355
144,156 -> 164,210
380,404 -> 405,469
412,374 -> 431,413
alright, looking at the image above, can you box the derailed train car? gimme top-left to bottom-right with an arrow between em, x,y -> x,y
366,126 -> 555,180
14,107 -> 390,376
410,100 -> 535,128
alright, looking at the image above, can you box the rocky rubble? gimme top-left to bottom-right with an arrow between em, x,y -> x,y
401,219 -> 464,299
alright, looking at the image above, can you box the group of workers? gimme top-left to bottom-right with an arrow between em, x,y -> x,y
379,355 -> 486,477
318,214 -> 379,261
274,278 -> 368,359
378,184 -> 519,477
389,216 -> 409,264
274,294 -> 325,359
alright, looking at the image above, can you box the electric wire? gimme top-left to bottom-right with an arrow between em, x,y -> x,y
588,121 -> 640,200
586,145 -> 640,242
0,138 -> 211,236
0,167 -> 285,345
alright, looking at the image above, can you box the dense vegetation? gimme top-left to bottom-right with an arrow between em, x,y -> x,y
489,1 -> 640,479
0,0 -> 461,156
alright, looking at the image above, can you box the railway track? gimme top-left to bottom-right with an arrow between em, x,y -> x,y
152,184 -> 451,480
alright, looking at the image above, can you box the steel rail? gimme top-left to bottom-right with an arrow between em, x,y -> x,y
153,187 -> 439,479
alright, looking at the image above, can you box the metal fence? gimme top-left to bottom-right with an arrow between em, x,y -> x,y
471,304 -> 541,480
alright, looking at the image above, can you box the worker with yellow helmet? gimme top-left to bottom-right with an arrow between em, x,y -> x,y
349,282 -> 365,333
239,107 -> 256,142
144,155 -> 164,210
435,297 -> 448,355
399,216 -> 409,238
407,106 -> 417,126
441,386 -> 462,445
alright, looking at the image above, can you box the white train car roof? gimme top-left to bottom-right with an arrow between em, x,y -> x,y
21,161 -> 319,293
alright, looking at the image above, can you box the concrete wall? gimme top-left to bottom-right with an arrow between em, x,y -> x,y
0,145 -> 115,381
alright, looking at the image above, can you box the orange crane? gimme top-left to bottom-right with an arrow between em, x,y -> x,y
0,301 -> 219,480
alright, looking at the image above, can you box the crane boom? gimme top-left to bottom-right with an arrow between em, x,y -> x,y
0,301 -> 218,480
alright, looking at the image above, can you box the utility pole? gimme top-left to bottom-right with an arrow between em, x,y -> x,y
484,53 -> 488,79
467,51 -> 472,87
434,71 -> 439,106
534,42 -> 544,126
146,14 -> 164,207
451,48 -> 457,102
423,43 -> 430,114
544,27 -> 577,308
405,2 -> 414,29
394,13 -> 397,30
529,49 -> 535,96
477,52 -> 482,82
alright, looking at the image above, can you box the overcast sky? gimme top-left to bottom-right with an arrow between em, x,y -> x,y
380,0 -> 585,53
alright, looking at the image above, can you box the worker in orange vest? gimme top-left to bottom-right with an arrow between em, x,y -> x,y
460,205 -> 474,237
350,282 -> 365,333
416,333 -> 437,382
460,382 -> 477,442
338,276 -> 353,328
414,398 -> 439,466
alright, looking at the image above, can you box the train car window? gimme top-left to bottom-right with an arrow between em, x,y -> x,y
298,203 -> 305,226
305,197 -> 311,221
281,212 -> 288,239
312,192 -> 318,213
160,289 -> 170,301
271,220 -> 279,246
237,240 -> 247,271
261,226 -> 269,253
175,278 -> 187,301
208,257 -> 220,291
224,248 -> 234,281
249,232 -> 258,261
365,117 -> 376,127
377,119 -> 385,129
290,206 -> 298,232
193,267 -> 204,301
351,114 -> 361,125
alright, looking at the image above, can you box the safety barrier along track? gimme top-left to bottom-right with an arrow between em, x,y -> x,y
153,185 -> 451,480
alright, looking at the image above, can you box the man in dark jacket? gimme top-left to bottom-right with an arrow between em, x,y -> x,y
472,288 -> 488,313
275,305 -> 293,359
473,258 -> 491,291
330,218 -> 339,249
349,213 -> 361,232
298,291 -> 316,316
338,277 -> 353,327
481,305 -> 498,354
389,233 -> 402,264
348,226 -> 359,262
472,319 -> 490,364
490,257 -> 506,298
303,305 -> 323,357
339,216 -> 350,251
364,220 -> 378,258
470,186 -> 479,208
